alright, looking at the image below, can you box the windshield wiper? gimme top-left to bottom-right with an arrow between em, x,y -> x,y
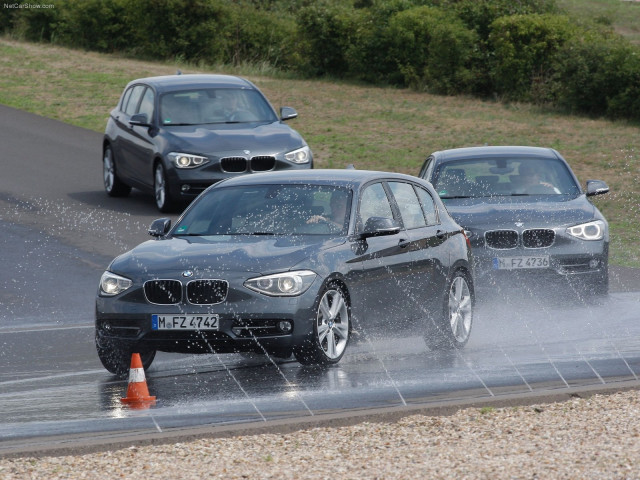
440,195 -> 471,199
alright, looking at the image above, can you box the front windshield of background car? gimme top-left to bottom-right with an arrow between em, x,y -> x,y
432,157 -> 581,199
173,184 -> 353,236
160,88 -> 278,126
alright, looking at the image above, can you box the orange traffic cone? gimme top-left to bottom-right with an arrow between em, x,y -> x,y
121,353 -> 156,408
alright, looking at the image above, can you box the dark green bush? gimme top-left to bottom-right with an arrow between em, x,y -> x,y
5,0 -> 60,43
120,0 -> 232,62
387,5 -> 477,93
224,6 -> 297,68
552,29 -> 640,118
441,0 -> 559,40
295,0 -> 359,76
51,0 -> 129,52
342,0 -> 422,84
489,13 -> 574,101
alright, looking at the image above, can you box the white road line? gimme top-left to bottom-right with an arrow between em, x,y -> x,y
0,324 -> 94,334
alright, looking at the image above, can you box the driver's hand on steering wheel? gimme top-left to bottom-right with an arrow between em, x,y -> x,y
307,215 -> 329,224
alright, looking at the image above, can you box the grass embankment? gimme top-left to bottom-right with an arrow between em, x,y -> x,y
0,38 -> 638,266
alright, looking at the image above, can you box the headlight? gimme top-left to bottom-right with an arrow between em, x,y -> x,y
100,271 -> 133,296
168,152 -> 209,169
566,220 -> 606,241
244,270 -> 316,296
284,146 -> 311,164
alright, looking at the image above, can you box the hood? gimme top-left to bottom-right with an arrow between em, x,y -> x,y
110,235 -> 343,279
163,122 -> 305,156
442,195 -> 598,231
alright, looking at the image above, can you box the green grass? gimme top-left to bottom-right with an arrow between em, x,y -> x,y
557,0 -> 640,45
1,37 -> 639,267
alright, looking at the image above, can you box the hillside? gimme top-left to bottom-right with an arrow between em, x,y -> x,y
0,38 -> 638,266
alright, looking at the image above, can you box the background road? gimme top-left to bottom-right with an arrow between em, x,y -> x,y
1,105 -> 639,456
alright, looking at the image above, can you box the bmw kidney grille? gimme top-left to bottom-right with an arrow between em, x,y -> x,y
143,279 -> 228,305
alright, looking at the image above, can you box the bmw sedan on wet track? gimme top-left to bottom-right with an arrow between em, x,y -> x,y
95,169 -> 474,374
418,146 -> 610,295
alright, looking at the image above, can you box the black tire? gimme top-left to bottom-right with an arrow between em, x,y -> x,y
424,269 -> 474,351
103,145 -> 131,197
95,333 -> 156,376
294,282 -> 351,366
154,162 -> 176,213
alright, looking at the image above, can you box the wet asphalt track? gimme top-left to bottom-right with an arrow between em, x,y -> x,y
1,105 -> 639,456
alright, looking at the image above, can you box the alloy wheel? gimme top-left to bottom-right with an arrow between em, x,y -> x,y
154,164 -> 166,210
103,148 -> 115,192
316,288 -> 349,360
448,275 -> 472,343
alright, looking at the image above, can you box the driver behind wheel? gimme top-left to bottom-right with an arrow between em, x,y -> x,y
515,162 -> 560,193
307,191 -> 349,229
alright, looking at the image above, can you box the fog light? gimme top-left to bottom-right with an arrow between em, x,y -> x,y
181,184 -> 191,192
589,259 -> 600,269
103,322 -> 112,332
278,321 -> 293,333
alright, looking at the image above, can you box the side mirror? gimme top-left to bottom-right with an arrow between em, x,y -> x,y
280,106 -> 298,121
586,180 -> 610,197
148,218 -> 171,237
360,217 -> 401,239
130,113 -> 150,127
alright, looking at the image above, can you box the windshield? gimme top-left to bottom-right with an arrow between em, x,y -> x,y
173,184 -> 352,236
160,88 -> 278,125
433,157 -> 580,198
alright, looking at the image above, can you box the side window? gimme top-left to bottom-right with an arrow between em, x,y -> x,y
418,156 -> 434,179
138,87 -> 155,121
415,185 -> 438,226
120,87 -> 133,113
389,182 -> 427,230
124,85 -> 145,116
358,183 -> 394,232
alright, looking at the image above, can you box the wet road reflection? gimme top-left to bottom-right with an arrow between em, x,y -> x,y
1,289 -> 639,448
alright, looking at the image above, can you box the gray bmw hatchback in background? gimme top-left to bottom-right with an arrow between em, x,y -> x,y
418,146 -> 610,297
95,169 -> 474,375
102,74 -> 313,212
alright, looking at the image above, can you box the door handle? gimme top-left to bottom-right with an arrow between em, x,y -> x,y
398,239 -> 410,248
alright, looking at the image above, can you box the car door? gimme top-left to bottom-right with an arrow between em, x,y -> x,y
116,84 -> 156,190
127,86 -> 157,187
350,181 -> 414,329
387,181 -> 450,322
112,84 -> 144,182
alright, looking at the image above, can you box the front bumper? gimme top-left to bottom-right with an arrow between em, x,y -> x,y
95,274 -> 321,355
469,233 -> 608,289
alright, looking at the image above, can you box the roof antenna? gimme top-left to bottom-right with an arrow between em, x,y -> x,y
176,69 -> 182,75
346,164 -> 356,169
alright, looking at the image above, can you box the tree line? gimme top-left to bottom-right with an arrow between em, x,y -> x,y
2,0 -> 639,121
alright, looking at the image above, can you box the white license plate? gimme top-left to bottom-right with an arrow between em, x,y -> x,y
151,314 -> 219,330
492,255 -> 550,270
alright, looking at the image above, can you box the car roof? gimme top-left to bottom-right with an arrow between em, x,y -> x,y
431,146 -> 562,161
126,74 -> 257,93
214,169 -> 425,189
